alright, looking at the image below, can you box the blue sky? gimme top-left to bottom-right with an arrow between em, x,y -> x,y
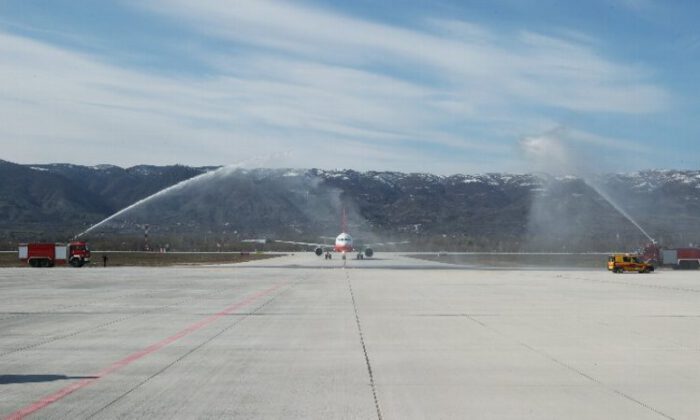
1,0 -> 698,174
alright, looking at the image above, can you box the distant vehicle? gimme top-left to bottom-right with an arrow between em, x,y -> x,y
311,230 -> 374,258
607,253 -> 654,274
661,248 -> 700,269
19,242 -> 91,267
244,209 -> 407,259
306,209 -> 409,259
274,225 -> 377,259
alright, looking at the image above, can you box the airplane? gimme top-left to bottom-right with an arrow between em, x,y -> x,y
243,209 -> 407,260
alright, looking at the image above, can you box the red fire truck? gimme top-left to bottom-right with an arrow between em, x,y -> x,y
18,242 -> 91,267
661,248 -> 700,269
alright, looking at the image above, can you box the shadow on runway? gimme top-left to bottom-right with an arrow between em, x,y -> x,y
0,374 -> 97,385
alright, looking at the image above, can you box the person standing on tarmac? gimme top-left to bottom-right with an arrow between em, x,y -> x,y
102,254 -> 108,267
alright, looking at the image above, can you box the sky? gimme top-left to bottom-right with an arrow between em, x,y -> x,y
0,0 -> 698,174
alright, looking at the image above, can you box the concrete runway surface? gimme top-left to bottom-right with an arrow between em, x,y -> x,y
1,253 -> 699,419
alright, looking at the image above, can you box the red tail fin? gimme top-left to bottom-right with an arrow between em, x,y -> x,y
341,208 -> 348,233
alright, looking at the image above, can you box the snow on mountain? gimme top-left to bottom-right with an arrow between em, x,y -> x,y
2,162 -> 700,251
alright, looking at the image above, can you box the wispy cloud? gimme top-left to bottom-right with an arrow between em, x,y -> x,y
0,0 -> 672,173
139,0 -> 668,112
617,0 -> 655,13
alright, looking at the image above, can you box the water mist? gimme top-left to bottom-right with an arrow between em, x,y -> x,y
520,129 -> 654,245
74,152 -> 291,239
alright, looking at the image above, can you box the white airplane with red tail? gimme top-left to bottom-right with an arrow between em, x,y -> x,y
319,209 -> 368,258
243,209 -> 407,259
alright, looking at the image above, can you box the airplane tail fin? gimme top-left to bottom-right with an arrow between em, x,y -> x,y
341,207 -> 348,233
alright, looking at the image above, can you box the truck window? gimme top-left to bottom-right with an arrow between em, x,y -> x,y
623,257 -> 631,263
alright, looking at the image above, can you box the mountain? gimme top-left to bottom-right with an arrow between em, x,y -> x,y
1,160 -> 699,251
0,161 -> 209,245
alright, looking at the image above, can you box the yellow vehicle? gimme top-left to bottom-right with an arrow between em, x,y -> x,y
607,253 -> 654,273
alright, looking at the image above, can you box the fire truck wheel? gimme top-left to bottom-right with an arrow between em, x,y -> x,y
29,259 -> 38,267
70,258 -> 83,268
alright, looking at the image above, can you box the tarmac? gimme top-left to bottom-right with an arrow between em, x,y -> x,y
1,253 -> 699,419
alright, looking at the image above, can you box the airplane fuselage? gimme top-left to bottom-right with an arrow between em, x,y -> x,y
334,232 -> 353,253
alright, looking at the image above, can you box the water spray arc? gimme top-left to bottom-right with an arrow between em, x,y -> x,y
74,167 -> 227,239
521,132 -> 655,244
583,179 -> 655,243
74,152 -> 291,239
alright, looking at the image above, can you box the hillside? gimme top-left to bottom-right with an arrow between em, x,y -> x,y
1,160 -> 699,251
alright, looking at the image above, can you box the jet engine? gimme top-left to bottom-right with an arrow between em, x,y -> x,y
364,248 -> 374,258
315,247 -> 323,256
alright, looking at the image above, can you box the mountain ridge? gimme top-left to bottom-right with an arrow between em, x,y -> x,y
1,160 -> 699,251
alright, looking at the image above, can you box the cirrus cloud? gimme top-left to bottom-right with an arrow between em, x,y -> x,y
0,0 -> 672,173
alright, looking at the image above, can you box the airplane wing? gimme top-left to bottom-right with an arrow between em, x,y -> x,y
242,238 -> 409,258
242,238 -> 333,256
241,239 -> 268,244
273,240 -> 330,247
351,240 -> 410,258
242,238 -> 331,248
358,240 -> 410,248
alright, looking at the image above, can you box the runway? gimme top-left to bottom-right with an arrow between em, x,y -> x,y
1,253 -> 699,419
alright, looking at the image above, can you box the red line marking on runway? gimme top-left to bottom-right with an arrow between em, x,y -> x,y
4,283 -> 285,420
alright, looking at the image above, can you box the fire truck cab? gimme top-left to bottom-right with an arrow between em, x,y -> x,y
607,253 -> 654,274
